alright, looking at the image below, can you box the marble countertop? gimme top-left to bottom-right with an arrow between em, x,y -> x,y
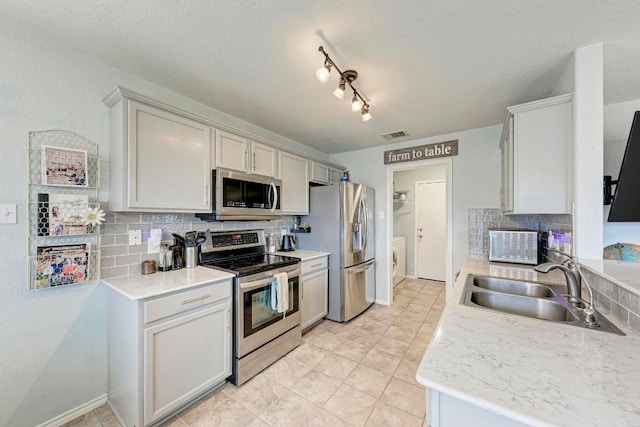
416,258 -> 640,426
274,249 -> 330,262
579,258 -> 640,296
102,266 -> 235,300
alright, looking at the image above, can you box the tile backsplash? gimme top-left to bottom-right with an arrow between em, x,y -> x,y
468,208 -> 572,258
99,205 -> 296,279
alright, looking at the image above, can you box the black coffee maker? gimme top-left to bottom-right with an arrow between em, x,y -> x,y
280,235 -> 296,252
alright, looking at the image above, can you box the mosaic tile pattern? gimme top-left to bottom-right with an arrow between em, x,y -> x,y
64,278 -> 443,426
467,208 -> 572,258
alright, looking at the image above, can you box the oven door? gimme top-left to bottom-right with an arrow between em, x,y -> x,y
236,269 -> 300,358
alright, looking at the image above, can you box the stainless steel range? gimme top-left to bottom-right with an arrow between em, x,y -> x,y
199,229 -> 301,385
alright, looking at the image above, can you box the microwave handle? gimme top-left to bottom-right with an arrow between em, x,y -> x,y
270,182 -> 279,212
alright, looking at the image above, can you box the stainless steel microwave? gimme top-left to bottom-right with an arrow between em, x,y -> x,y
197,169 -> 281,221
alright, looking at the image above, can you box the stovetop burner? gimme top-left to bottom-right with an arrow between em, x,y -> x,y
199,229 -> 299,277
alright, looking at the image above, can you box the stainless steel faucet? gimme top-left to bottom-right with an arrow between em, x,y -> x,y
534,259 -> 582,307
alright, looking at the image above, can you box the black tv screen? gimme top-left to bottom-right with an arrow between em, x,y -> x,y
608,111 -> 640,222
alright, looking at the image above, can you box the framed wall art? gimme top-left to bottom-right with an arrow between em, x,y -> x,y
41,145 -> 88,187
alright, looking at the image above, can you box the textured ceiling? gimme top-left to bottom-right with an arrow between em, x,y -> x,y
2,0 -> 640,154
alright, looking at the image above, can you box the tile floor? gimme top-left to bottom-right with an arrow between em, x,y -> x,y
65,278 -> 445,427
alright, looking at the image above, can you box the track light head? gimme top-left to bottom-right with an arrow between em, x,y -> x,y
315,61 -> 331,83
361,105 -> 372,122
351,93 -> 363,112
333,79 -> 346,99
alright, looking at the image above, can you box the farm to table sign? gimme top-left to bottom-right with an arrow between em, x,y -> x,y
384,140 -> 458,164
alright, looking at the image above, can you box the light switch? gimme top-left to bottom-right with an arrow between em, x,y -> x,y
0,204 -> 17,224
129,230 -> 142,246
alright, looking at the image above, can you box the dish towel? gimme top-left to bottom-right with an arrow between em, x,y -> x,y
271,272 -> 289,315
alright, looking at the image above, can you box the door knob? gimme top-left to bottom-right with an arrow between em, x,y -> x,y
418,227 -> 423,232
418,234 -> 423,238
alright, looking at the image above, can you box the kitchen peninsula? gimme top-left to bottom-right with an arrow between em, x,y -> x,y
417,258 -> 640,427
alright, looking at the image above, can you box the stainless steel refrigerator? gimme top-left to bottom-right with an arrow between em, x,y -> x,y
297,182 -> 375,322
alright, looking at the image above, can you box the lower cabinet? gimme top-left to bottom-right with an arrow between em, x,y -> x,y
300,257 -> 329,331
107,280 -> 232,427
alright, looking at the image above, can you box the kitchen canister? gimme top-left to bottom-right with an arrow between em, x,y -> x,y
141,260 -> 156,275
185,246 -> 197,268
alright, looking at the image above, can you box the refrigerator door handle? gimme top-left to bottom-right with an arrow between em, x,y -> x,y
362,195 -> 369,254
345,259 -> 375,274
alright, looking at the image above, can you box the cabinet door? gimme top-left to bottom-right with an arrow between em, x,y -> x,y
310,162 -> 330,184
330,167 -> 344,185
128,101 -> 211,212
278,151 -> 309,214
144,301 -> 231,424
301,268 -> 328,331
251,141 -> 277,177
215,129 -> 249,172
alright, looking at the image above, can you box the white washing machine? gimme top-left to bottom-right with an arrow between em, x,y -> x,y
392,236 -> 406,286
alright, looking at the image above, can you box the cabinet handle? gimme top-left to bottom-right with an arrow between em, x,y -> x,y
311,263 -> 322,268
244,151 -> 248,169
181,294 -> 212,305
253,152 -> 256,170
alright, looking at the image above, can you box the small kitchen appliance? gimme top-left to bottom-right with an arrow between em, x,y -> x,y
280,234 -> 296,252
199,229 -> 301,385
488,229 -> 541,265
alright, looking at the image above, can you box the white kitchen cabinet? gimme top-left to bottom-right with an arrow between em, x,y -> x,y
278,151 -> 309,214
500,93 -> 573,214
104,89 -> 212,213
214,130 -> 278,177
251,140 -> 278,177
329,167 -> 345,185
107,279 -> 232,427
310,161 -> 330,185
215,129 -> 249,172
300,256 -> 329,331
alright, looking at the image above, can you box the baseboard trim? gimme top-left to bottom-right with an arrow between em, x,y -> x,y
38,394 -> 108,427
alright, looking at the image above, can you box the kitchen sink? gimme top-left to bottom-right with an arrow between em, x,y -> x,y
461,274 -> 625,335
469,291 -> 578,322
472,276 -> 561,298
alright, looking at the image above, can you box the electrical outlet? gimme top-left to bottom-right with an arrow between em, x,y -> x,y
0,204 -> 17,224
128,230 -> 142,246
148,229 -> 162,254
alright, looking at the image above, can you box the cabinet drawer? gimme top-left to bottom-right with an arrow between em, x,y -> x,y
301,257 -> 328,275
144,281 -> 231,324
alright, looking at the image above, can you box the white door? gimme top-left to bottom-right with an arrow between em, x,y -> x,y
416,180 -> 446,281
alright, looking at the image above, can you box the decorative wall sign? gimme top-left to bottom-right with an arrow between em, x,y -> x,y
383,139 -> 458,165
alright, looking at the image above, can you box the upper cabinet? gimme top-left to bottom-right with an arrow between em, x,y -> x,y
329,167 -> 345,185
310,161 -> 330,185
500,93 -> 573,215
278,151 -> 309,214
104,89 -> 211,213
214,130 -> 277,178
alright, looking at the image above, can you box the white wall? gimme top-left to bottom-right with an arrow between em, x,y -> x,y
0,27 -> 326,426
573,43 -> 604,258
393,166 -> 447,277
331,125 -> 502,304
603,99 -> 640,245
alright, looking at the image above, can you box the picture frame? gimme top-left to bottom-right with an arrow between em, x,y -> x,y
34,243 -> 90,288
41,145 -> 88,187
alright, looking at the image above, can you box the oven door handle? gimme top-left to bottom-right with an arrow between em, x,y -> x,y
239,268 -> 300,291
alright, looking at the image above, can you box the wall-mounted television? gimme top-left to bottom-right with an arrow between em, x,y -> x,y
608,111 -> 640,222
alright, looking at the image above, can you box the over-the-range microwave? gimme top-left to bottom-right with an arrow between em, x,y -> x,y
195,168 -> 281,221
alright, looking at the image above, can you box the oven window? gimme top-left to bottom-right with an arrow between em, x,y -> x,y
244,276 -> 299,337
222,178 -> 245,207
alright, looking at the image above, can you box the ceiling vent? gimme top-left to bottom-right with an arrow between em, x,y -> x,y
381,130 -> 409,140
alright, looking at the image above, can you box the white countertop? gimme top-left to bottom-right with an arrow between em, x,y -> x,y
416,258 -> 640,426
274,249 -> 330,262
102,266 -> 235,300
579,258 -> 640,296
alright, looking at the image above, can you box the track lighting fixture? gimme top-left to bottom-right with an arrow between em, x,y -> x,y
316,46 -> 371,121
